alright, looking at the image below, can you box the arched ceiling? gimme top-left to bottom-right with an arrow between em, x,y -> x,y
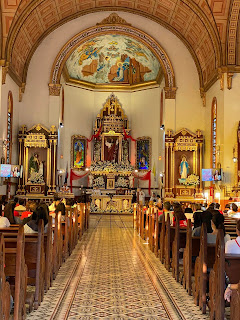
0,0 -> 239,91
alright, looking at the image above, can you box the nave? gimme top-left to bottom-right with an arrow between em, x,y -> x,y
27,215 -> 208,320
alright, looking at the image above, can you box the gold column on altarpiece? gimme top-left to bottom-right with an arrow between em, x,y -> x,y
25,147 -> 29,185
171,144 -> 174,190
200,143 -> 203,190
53,141 -> 57,191
165,143 -> 169,190
48,140 -> 52,190
46,147 -> 50,187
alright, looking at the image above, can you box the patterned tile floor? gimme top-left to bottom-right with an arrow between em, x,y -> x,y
27,215 -> 209,320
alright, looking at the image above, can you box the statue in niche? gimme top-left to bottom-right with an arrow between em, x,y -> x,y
179,155 -> 189,180
28,152 -> 44,183
88,174 -> 93,188
104,137 -> 119,162
129,175 -> 134,189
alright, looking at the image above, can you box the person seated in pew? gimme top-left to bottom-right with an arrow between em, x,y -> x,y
223,203 -> 230,216
228,203 -> 239,218
4,198 -> 17,224
13,199 -> 26,217
225,219 -> 240,254
159,201 -> 173,224
193,203 -> 203,229
172,203 -> 188,227
0,208 -> 10,227
192,209 -> 213,237
207,212 -> 231,245
215,203 -> 223,214
55,203 -> 66,222
224,283 -> 239,302
24,206 -> 48,233
184,207 -> 193,222
49,194 -> 61,213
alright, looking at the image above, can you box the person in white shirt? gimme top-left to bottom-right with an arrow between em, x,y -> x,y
139,189 -> 145,205
225,220 -> 240,254
150,192 -> 157,203
0,211 -> 10,228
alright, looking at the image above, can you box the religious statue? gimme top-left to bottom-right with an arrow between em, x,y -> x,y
179,155 -> 189,180
29,153 -> 40,175
28,153 -> 44,183
129,175 -> 134,189
105,137 -> 119,162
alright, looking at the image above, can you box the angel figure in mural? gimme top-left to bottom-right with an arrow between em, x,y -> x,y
179,155 -> 189,180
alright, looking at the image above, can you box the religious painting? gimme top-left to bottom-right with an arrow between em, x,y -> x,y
104,136 -> 119,163
71,135 -> 87,169
136,137 -> 152,170
65,34 -> 160,86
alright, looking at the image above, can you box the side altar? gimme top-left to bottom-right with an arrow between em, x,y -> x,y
17,124 -> 58,196
165,128 -> 204,201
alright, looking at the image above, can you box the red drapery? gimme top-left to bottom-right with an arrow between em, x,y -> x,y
133,170 -> 151,195
87,125 -> 102,148
70,169 -> 89,192
123,128 -> 137,142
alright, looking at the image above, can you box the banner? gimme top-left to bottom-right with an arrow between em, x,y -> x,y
123,128 -> 137,142
133,170 -> 151,195
70,169 -> 89,192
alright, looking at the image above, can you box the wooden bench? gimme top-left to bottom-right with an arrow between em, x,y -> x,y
2,227 -> 28,319
230,282 -> 240,320
209,229 -> 240,320
159,215 -> 166,264
193,223 -> 216,314
181,220 -> 200,295
0,234 -> 11,320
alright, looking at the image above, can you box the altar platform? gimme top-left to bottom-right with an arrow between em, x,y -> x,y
90,193 -> 133,214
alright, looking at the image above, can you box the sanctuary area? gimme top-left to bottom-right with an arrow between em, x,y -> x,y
0,2 -> 240,320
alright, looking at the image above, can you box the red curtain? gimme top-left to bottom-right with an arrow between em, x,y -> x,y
123,128 -> 137,142
70,169 -> 89,192
133,170 -> 151,195
87,125 -> 102,148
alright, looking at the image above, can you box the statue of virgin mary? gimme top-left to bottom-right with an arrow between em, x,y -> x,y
179,156 -> 189,180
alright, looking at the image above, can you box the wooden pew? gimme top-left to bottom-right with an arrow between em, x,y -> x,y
0,234 -> 11,320
230,282 -> 240,320
159,214 -> 166,263
24,221 -> 45,309
3,227 -> 28,319
193,223 -> 216,314
44,216 -> 53,292
172,217 -> 180,281
154,219 -> 161,257
164,214 -> 171,271
181,220 -> 200,295
209,229 -> 240,320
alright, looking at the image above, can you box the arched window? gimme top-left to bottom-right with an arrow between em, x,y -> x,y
211,97 -> 217,169
6,91 -> 13,164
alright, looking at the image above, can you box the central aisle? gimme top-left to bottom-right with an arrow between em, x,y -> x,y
27,215 -> 208,320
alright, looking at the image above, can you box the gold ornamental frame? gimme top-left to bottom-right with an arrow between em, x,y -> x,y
101,131 -> 123,163
71,135 -> 87,170
136,136 -> 152,171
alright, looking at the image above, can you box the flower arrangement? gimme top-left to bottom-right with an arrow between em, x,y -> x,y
115,176 -> 129,188
90,161 -> 134,173
183,174 -> 200,186
28,172 -> 44,184
92,176 -> 105,188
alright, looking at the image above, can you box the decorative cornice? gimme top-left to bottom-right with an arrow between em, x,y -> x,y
19,83 -> 25,102
164,87 -> 177,99
49,83 -> 62,96
2,65 -> 9,85
97,13 -> 131,26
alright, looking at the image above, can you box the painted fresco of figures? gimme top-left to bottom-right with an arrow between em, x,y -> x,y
179,155 -> 189,180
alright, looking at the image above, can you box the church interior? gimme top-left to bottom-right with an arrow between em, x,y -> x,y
0,1 -> 240,319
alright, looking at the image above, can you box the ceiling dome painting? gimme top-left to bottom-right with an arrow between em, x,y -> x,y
65,34 -> 161,87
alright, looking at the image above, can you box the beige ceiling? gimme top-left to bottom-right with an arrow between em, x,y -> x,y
0,0 -> 239,90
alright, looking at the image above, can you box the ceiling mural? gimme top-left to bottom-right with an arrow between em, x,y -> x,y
65,34 -> 161,85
